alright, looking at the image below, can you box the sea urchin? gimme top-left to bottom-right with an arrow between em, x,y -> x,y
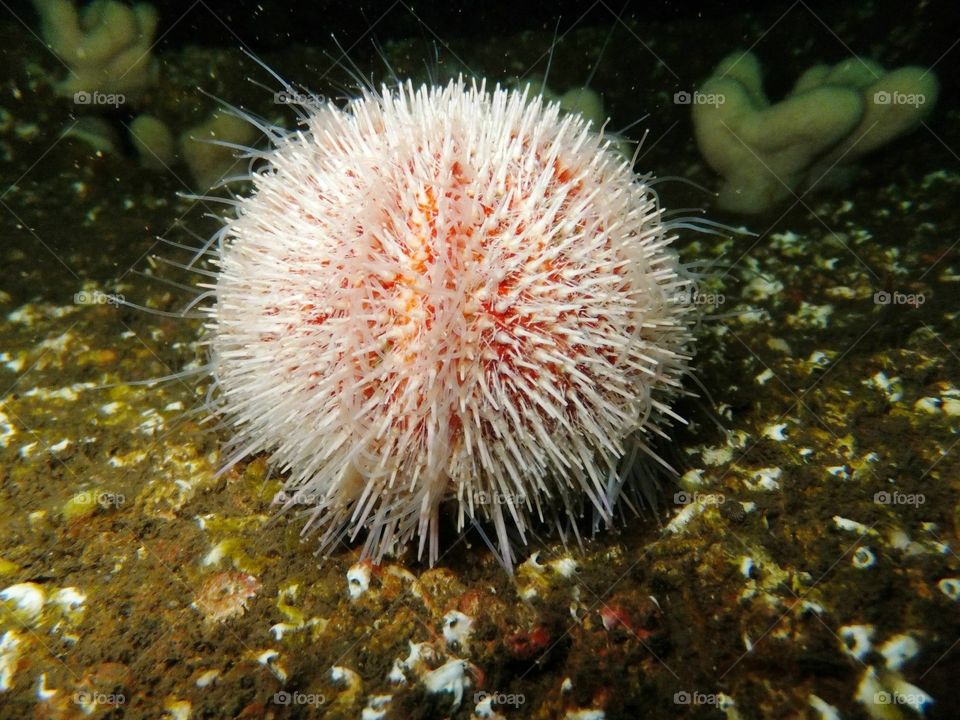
203,77 -> 696,569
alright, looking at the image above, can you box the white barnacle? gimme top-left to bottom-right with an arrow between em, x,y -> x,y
347,563 -> 371,600
423,658 -> 469,709
442,610 -> 473,650
0,583 -> 45,624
